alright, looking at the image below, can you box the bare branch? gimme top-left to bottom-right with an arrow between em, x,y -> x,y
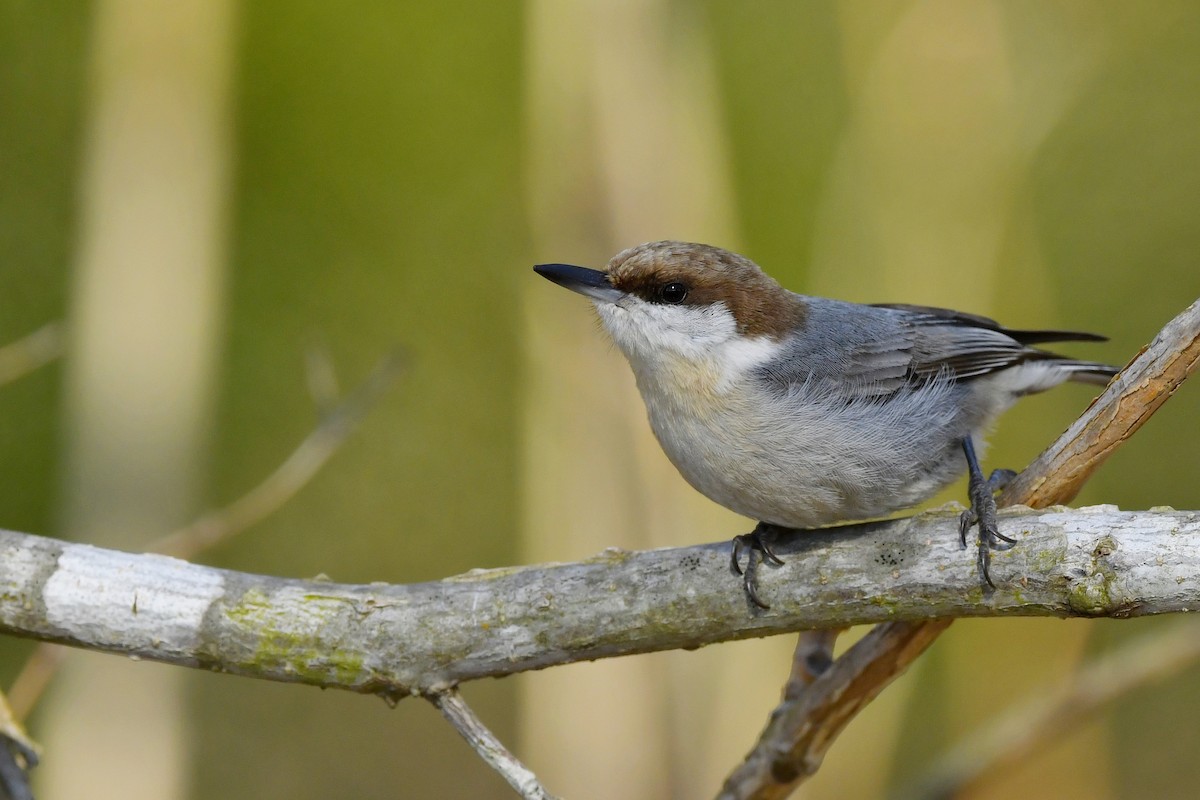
5,351 -> 405,719
718,620 -> 952,800
999,296 -> 1200,507
0,322 -> 63,387
5,643 -> 66,721
0,506 -> 1196,698
303,337 -> 344,416
430,689 -> 560,800
719,296 -> 1200,798
903,617 -> 1200,800
151,350 -> 406,560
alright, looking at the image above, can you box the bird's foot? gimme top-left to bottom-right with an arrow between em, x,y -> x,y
730,522 -> 787,609
958,442 -> 1018,588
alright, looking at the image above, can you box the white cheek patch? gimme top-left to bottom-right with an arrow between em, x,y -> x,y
595,300 -> 741,360
593,298 -> 781,393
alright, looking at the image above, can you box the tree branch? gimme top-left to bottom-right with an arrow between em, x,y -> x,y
901,617 -> 1200,800
718,620 -> 953,800
4,350 -> 406,719
0,506 -> 1196,699
1000,297 -> 1200,507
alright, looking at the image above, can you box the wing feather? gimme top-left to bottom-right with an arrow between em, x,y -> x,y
755,299 -> 1114,400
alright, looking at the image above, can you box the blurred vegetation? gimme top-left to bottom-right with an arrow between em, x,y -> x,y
1,1 -> 1198,798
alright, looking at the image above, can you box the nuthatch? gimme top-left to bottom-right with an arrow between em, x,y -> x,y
535,241 -> 1117,608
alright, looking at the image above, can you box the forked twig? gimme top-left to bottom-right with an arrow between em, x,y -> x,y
718,621 -> 952,800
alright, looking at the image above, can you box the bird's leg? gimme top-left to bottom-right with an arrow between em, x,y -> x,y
957,436 -> 1017,588
731,521 -> 787,609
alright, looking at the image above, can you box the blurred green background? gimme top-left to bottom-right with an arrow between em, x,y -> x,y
2,1 -> 1199,798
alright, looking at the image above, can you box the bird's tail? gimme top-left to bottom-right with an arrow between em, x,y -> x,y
1004,327 -> 1119,387
1057,358 -> 1121,386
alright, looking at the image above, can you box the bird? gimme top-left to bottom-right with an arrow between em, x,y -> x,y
534,241 -> 1118,608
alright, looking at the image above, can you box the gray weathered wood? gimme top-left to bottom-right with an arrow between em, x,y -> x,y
0,504 -> 1196,699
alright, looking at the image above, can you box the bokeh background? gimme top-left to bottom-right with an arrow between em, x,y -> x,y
2,1 -> 1199,798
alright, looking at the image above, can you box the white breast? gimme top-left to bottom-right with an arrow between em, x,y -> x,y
638,369 -> 981,528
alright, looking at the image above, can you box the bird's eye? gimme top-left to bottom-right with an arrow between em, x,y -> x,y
659,282 -> 689,304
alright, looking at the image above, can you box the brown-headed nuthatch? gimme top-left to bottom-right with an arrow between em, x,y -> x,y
535,241 -> 1118,608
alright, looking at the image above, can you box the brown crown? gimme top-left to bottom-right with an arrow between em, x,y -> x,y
605,241 -> 807,339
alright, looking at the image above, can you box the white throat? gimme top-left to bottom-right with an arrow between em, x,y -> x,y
593,299 -> 778,395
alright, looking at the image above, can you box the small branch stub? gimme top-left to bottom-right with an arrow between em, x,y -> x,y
431,689 -> 559,800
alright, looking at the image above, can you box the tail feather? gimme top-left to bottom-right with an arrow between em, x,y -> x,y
1058,358 -> 1120,386
997,356 -> 1119,397
1006,329 -> 1109,346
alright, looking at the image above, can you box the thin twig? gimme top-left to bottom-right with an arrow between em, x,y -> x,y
5,645 -> 66,722
5,350 -> 406,717
718,296 -> 1200,799
430,689 -> 560,800
0,322 -> 64,387
151,349 -> 405,559
903,618 -> 1200,800
303,336 -> 343,416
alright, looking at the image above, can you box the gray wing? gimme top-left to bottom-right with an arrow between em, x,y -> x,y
875,303 -> 1111,381
755,298 -> 1112,398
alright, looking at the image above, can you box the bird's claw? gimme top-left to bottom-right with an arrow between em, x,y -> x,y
958,438 -> 1019,589
731,528 -> 784,573
959,471 -> 1017,589
730,523 -> 785,609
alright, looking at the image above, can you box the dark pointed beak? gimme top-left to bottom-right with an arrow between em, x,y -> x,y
534,263 -> 625,304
